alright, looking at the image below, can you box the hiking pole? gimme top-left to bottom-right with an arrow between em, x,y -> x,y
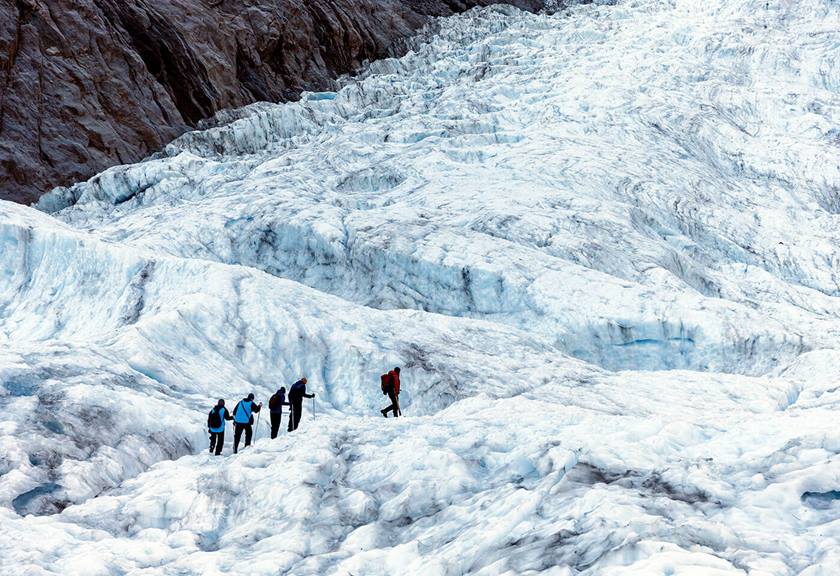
312,395 -> 316,420
254,410 -> 261,445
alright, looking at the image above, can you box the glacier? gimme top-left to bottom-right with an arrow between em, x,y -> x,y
3,0 -> 840,574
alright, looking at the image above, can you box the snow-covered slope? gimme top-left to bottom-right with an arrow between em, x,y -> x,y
3,0 -> 840,574
46,0 -> 840,375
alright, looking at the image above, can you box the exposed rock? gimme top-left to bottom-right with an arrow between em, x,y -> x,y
0,0 -> 542,204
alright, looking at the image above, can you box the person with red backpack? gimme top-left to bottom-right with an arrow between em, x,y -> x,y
268,387 -> 291,439
380,367 -> 401,418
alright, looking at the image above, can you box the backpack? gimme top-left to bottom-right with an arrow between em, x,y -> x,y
208,407 -> 222,429
269,392 -> 283,410
234,400 -> 254,424
381,373 -> 391,395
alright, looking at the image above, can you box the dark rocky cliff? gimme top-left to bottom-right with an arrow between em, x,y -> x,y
0,0 -> 542,204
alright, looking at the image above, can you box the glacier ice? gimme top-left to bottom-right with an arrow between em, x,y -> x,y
46,0 -> 840,376
3,0 -> 840,573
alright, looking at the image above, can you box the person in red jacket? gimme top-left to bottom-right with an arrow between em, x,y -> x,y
380,367 -> 401,418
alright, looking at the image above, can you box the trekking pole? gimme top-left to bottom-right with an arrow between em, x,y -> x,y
312,395 -> 316,420
254,410 -> 261,445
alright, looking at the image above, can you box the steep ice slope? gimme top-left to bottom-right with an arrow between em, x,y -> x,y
2,0 -> 840,574
47,0 -> 840,374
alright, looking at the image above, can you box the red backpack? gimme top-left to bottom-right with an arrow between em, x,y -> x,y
380,373 -> 392,395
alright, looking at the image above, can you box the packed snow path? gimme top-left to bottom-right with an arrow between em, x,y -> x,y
2,0 -> 840,574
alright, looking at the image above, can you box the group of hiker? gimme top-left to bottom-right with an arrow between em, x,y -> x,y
206,377 -> 315,455
206,368 -> 403,456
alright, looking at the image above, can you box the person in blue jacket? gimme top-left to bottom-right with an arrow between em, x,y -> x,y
232,393 -> 262,453
207,399 -> 233,456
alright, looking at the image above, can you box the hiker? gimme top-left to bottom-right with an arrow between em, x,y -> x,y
268,386 -> 291,439
232,393 -> 262,453
207,399 -> 233,456
380,366 -> 401,418
287,378 -> 315,432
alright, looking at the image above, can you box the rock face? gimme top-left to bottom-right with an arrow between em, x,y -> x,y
0,0 -> 542,204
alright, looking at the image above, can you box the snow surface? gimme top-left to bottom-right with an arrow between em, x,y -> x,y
3,0 -> 840,574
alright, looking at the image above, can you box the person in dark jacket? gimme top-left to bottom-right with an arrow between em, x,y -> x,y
232,393 -> 262,453
287,378 -> 315,432
268,387 -> 291,439
208,399 -> 234,455
380,367 -> 401,418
